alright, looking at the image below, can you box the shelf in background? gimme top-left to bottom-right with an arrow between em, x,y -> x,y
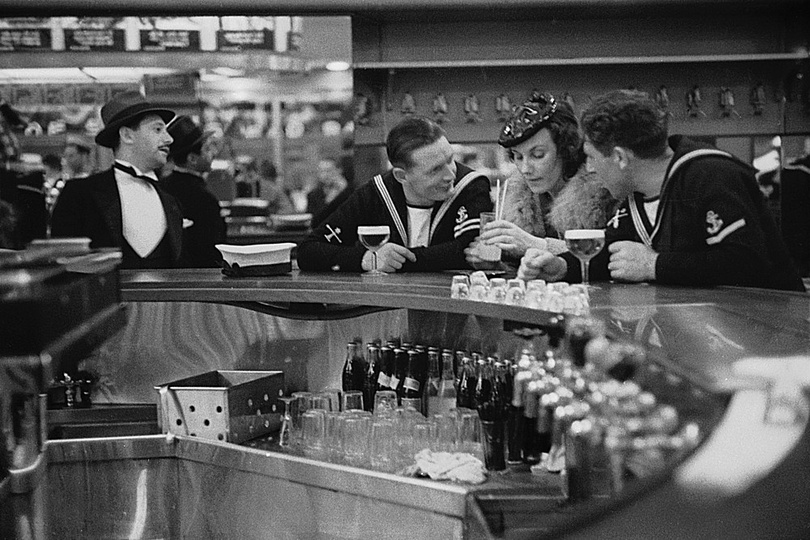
354,52 -> 810,70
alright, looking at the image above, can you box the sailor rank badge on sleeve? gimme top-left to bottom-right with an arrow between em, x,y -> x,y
324,223 -> 343,243
453,206 -> 479,238
705,210 -> 723,235
705,210 -> 746,246
456,206 -> 468,223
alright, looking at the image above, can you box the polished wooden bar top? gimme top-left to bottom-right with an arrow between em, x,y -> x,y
120,269 -> 810,393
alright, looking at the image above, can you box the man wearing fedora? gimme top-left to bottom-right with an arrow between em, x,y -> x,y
51,91 -> 184,269
161,115 -> 225,268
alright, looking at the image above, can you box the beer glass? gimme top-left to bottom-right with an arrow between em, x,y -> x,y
564,229 -> 606,286
358,225 -> 390,275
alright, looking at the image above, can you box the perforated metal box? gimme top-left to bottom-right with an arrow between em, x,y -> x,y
155,370 -> 284,444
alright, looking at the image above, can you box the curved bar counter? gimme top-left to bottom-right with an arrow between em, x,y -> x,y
42,269 -> 810,539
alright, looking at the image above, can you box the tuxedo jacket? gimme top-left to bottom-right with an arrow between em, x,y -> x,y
161,169 -> 225,268
50,167 -> 183,268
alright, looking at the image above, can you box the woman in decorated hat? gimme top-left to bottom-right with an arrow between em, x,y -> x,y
465,91 -> 617,266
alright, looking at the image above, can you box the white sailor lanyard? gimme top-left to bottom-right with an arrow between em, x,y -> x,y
373,170 -> 483,246
627,148 -> 731,248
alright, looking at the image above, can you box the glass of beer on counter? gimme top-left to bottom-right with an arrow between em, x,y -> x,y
564,229 -> 606,286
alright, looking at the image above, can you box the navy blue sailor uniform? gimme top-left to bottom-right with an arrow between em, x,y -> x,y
297,162 -> 492,272
564,135 -> 804,292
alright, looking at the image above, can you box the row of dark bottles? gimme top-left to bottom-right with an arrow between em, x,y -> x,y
341,337 -> 457,416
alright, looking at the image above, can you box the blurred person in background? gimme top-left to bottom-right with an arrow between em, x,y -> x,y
1,98 -> 47,247
62,136 -> 94,180
161,115 -> 226,268
51,91 -> 183,269
41,153 -> 63,217
306,158 -> 352,226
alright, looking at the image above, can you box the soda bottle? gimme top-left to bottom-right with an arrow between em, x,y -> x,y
377,345 -> 395,392
364,344 -> 380,412
430,350 -> 457,416
403,350 -> 422,400
424,347 -> 441,416
342,341 -> 366,392
392,347 -> 409,401
456,355 -> 477,409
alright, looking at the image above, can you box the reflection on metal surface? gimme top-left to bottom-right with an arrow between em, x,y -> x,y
78,302 -> 410,403
676,388 -> 807,498
46,434 -> 469,539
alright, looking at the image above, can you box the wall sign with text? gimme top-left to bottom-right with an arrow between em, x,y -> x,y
64,29 -> 126,52
216,29 -> 274,51
140,30 -> 201,52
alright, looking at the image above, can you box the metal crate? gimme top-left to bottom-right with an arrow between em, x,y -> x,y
155,370 -> 284,444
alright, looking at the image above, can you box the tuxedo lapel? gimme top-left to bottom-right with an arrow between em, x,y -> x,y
94,169 -> 125,247
157,188 -> 183,263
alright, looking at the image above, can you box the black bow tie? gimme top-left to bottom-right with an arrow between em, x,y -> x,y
114,163 -> 158,186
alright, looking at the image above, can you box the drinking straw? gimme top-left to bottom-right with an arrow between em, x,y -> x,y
497,178 -> 509,220
495,178 -> 501,220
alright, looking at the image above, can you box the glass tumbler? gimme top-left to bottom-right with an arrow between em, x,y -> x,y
369,418 -> 396,472
450,275 -> 470,299
342,390 -> 365,412
301,409 -> 327,459
468,272 -> 489,302
487,278 -> 508,303
374,390 -> 398,416
341,413 -> 372,467
291,391 -> 313,444
505,278 -> 526,306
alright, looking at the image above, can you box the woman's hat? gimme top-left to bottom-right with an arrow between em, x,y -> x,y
94,91 -> 175,148
498,91 -> 558,148
167,115 -> 212,158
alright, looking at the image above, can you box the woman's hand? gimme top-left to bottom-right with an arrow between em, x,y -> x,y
478,219 -> 547,258
517,247 -> 568,282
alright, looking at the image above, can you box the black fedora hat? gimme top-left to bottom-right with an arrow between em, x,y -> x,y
167,115 -> 213,158
94,91 -> 175,148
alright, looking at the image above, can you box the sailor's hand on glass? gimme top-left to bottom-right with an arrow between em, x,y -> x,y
517,247 -> 567,282
478,219 -> 546,258
362,243 -> 416,273
608,241 -> 658,282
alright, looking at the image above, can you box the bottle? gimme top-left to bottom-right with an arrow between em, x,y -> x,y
454,350 -> 466,393
403,350 -> 422,400
377,345 -> 395,392
476,357 -> 506,471
474,358 -> 494,419
392,347 -> 409,401
364,344 -> 380,412
457,355 -> 477,409
431,350 -> 457,416
424,347 -> 441,416
342,341 -> 366,392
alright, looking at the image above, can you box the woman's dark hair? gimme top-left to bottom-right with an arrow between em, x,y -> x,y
499,92 -> 585,179
386,116 -> 447,169
580,89 -> 669,159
